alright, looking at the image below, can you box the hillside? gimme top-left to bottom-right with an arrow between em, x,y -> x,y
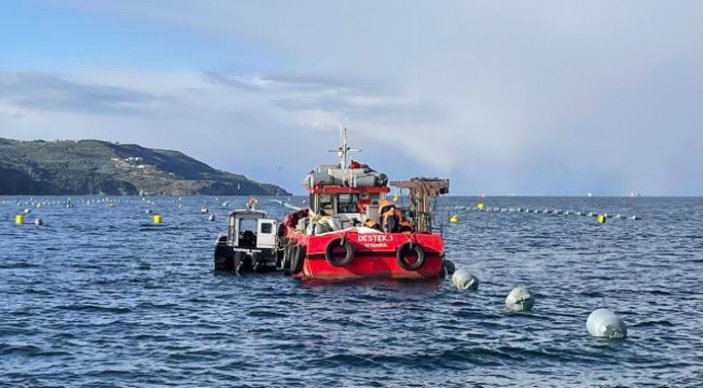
0,138 -> 289,196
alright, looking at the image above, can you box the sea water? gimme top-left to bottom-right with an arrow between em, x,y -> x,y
1,196 -> 702,387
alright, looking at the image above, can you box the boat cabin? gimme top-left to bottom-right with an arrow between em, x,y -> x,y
308,185 -> 389,230
227,209 -> 278,250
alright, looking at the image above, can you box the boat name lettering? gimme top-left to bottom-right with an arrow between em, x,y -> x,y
356,234 -> 394,243
363,243 -> 388,249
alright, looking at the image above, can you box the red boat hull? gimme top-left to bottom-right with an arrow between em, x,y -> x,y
286,230 -> 445,281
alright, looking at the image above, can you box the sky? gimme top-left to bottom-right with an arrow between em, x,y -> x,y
1,0 -> 702,195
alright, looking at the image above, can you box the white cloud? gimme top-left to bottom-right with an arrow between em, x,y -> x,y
0,69 -> 437,191
5,0 -> 703,194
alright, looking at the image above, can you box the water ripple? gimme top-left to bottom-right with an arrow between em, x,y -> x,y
1,196 -> 702,386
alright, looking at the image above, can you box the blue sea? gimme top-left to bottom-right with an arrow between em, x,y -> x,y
1,196 -> 702,387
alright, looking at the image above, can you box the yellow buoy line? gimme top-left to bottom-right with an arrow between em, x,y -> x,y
4,196 -> 134,225
3,196 -> 134,209
445,202 -> 639,224
7,196 -> 273,226
4,195 -> 249,226
7,197 -> 634,227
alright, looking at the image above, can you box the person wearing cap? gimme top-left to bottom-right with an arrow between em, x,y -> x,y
379,199 -> 403,233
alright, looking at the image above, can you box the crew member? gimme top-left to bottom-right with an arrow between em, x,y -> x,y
379,199 -> 402,233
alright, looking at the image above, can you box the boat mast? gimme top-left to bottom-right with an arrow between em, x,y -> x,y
331,123 -> 360,169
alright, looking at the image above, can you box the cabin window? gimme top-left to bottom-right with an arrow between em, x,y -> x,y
337,193 -> 360,213
238,218 -> 258,248
319,194 -> 334,215
239,218 -> 257,232
260,222 -> 273,234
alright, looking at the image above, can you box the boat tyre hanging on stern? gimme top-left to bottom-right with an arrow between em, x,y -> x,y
251,251 -> 264,272
214,235 -> 234,271
275,235 -> 288,268
282,239 -> 301,274
396,241 -> 426,271
290,244 -> 306,274
234,251 -> 252,274
325,238 -> 355,267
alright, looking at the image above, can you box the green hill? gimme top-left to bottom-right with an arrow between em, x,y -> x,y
0,138 -> 289,196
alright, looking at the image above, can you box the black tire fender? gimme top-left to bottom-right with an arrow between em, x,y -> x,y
214,252 -> 233,271
443,258 -> 455,275
276,236 -> 289,264
325,238 -> 354,267
282,240 -> 297,274
290,244 -> 306,274
251,251 -> 263,272
396,242 -> 426,271
214,236 -> 233,271
234,251 -> 252,274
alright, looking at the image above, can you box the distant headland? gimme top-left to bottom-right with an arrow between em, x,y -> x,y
0,138 -> 289,196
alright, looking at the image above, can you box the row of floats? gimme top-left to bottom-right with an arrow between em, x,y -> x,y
447,202 -> 640,224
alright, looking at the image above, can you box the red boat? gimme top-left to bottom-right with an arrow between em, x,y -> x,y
278,128 -> 450,281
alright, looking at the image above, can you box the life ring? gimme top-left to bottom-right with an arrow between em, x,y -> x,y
396,242 -> 426,271
324,238 -> 354,267
290,244 -> 306,274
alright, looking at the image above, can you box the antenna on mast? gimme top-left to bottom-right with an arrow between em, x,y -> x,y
329,118 -> 360,168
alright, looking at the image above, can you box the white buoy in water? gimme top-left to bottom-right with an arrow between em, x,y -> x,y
145,209 -> 153,214
34,218 -> 44,226
201,208 -> 209,213
505,287 -> 535,311
208,214 -> 216,222
587,309 -> 627,338
451,268 -> 479,291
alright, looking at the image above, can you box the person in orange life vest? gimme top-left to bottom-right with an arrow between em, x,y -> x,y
379,199 -> 408,233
